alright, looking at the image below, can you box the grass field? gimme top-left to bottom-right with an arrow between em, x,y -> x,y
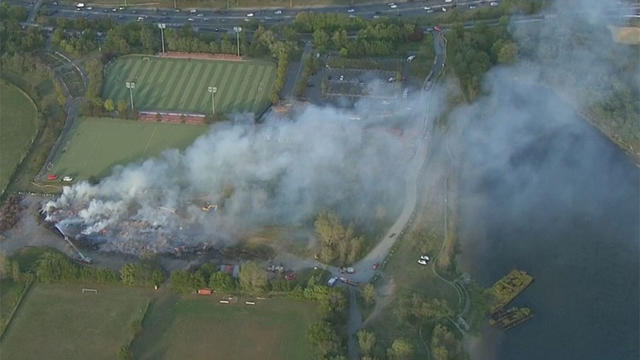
0,284 -> 152,360
132,294 -> 320,360
103,55 -> 276,115
50,117 -> 208,179
0,79 -> 40,195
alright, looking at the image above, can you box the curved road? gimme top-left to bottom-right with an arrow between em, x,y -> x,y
350,30 -> 445,284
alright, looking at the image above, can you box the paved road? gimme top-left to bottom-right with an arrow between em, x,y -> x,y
281,40 -> 312,100
347,31 -> 445,284
25,0 -> 42,23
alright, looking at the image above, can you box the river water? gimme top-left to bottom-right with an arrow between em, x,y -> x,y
457,89 -> 639,360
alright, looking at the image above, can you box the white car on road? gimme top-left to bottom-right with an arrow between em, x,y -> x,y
246,12 -> 254,17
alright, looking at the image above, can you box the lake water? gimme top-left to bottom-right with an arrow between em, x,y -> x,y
457,89 -> 639,360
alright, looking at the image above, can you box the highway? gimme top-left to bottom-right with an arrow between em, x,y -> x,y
12,0 -> 551,31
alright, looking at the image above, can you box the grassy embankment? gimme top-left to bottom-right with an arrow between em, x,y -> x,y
0,55 -> 67,195
0,80 -> 40,196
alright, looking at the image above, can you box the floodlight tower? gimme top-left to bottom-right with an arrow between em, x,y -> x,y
233,26 -> 242,57
208,86 -> 217,115
158,23 -> 167,54
125,81 -> 136,110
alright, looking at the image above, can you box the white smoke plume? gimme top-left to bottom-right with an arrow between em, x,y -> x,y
44,90 -> 439,255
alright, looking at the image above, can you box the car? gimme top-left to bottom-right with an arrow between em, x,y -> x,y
373,15 -> 380,19
426,9 -> 434,13
347,8 -> 355,13
136,16 -> 144,21
407,55 -> 416,62
442,7 -> 447,12
387,76 -> 395,82
246,12 -> 254,17
112,8 -> 117,12
490,1 -> 499,6
188,17 -> 194,21
424,6 -> 431,10
86,6 -> 92,10
62,176 -> 73,182
190,8 -> 197,13
420,255 -> 431,262
103,8 -> 108,12
418,259 -> 429,265
118,6 -> 125,10
389,4 -> 398,9
445,0 -> 453,3
339,75 -> 344,81
346,267 -> 355,274
328,277 -> 339,287
285,272 -> 296,280
469,4 -> 476,9
274,9 -> 282,15
197,13 -> 203,16
52,1 -> 58,5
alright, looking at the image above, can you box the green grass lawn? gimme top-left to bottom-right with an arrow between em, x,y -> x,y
0,79 -> 40,194
50,117 -> 208,179
0,284 -> 152,360
103,55 -> 276,115
133,293 -> 320,360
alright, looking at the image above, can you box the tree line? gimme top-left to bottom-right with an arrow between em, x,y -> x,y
0,4 -> 45,55
315,211 -> 365,266
447,19 -> 517,101
1,249 -> 165,287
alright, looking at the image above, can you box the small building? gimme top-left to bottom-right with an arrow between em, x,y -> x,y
198,288 -> 212,295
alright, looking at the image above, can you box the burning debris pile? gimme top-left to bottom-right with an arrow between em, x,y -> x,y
42,96 -> 436,256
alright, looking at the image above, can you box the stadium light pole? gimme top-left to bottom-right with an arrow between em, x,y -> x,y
158,23 -> 166,54
233,26 -> 242,57
125,81 -> 136,110
208,86 -> 217,115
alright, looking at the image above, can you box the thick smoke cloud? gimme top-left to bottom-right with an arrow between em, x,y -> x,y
45,90 -> 437,254
449,0 -> 639,359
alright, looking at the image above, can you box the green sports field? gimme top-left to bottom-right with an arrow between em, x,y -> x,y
132,294 -> 320,360
0,79 -> 40,194
103,56 -> 276,115
0,284 -> 152,360
50,117 -> 208,179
